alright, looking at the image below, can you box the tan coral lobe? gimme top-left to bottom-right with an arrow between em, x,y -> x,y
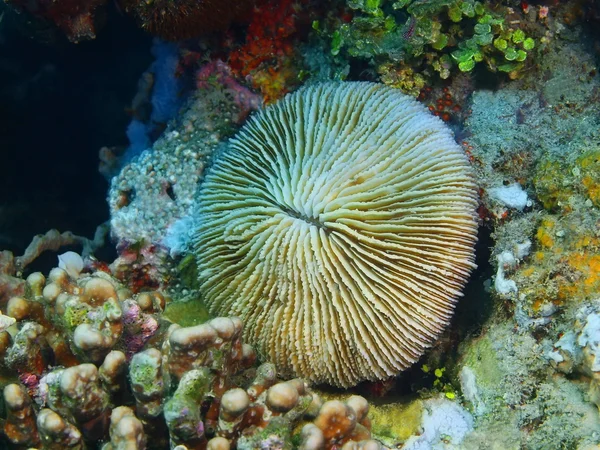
194,82 -> 479,387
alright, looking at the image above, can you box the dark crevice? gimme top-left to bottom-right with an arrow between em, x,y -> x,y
165,183 -> 176,201
279,205 -> 327,230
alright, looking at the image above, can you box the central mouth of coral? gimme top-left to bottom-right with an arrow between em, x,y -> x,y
279,205 -> 326,230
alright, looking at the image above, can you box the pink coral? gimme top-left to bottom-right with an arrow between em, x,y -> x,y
122,299 -> 159,359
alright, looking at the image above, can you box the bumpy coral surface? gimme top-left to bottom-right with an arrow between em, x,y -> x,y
108,80 -> 257,251
0,261 -> 383,449
194,82 -> 478,387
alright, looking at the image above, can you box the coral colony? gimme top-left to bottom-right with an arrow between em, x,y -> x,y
1,0 -> 600,449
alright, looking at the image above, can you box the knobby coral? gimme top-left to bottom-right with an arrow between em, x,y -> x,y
0,260 -> 381,449
194,82 -> 479,387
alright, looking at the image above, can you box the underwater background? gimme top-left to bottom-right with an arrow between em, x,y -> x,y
0,0 -> 600,448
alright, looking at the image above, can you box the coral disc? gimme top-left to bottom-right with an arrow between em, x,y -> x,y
194,82 -> 479,387
121,0 -> 255,41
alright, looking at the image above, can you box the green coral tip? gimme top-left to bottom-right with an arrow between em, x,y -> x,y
523,37 -> 535,50
474,2 -> 484,15
393,0 -> 412,8
516,49 -> 527,61
448,5 -> 462,22
512,29 -> 525,43
460,2 -> 475,17
504,47 -> 518,61
384,15 -> 396,31
475,32 -> 493,45
297,70 -> 310,81
312,20 -> 320,30
331,30 -> 342,56
497,62 -> 520,72
432,34 -> 448,50
464,38 -> 479,51
367,0 -> 382,7
451,48 -> 475,62
458,59 -> 476,71
474,23 -> 491,34
440,54 -> 452,64
445,392 -> 456,399
473,51 -> 484,62
494,38 -> 508,50
434,368 -> 444,378
478,14 -> 492,24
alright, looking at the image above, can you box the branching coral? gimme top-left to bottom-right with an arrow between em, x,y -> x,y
193,82 -> 479,387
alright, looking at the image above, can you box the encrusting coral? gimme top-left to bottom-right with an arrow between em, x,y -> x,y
446,33 -> 600,449
0,258 -> 383,449
107,69 -> 262,266
193,81 -> 479,387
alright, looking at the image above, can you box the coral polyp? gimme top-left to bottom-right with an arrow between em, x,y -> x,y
121,0 -> 256,40
193,82 -> 479,387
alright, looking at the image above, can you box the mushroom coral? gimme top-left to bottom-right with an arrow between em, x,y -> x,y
193,82 -> 479,387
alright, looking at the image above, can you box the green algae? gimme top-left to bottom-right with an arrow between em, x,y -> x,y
62,303 -> 91,331
238,416 -> 293,450
163,299 -> 210,327
370,399 -> 424,446
129,355 -> 162,397
319,0 -> 536,94
459,334 -> 503,390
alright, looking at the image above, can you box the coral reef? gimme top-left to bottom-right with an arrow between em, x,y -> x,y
311,0 -> 542,95
402,396 -> 473,449
195,60 -> 263,124
107,72 -> 260,256
0,228 -> 108,307
457,320 -> 600,449
0,251 -> 26,308
108,144 -> 204,251
446,26 -> 600,449
194,82 -> 478,387
3,257 -> 165,372
5,1 -> 600,448
0,260 -> 383,449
